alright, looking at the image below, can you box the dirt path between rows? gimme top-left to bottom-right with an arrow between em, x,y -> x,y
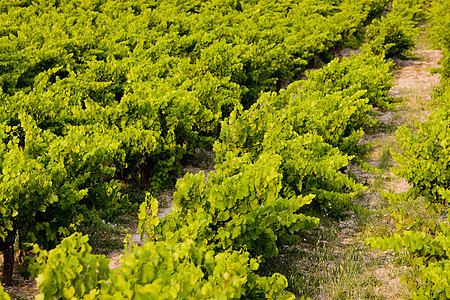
315,40 -> 441,299
352,46 -> 442,299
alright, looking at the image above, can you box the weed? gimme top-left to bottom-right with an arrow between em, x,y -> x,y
379,141 -> 394,170
79,221 -> 127,255
372,175 -> 385,192
260,242 -> 384,299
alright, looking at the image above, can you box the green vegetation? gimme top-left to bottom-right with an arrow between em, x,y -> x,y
0,0 -> 435,298
0,0 -> 386,286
